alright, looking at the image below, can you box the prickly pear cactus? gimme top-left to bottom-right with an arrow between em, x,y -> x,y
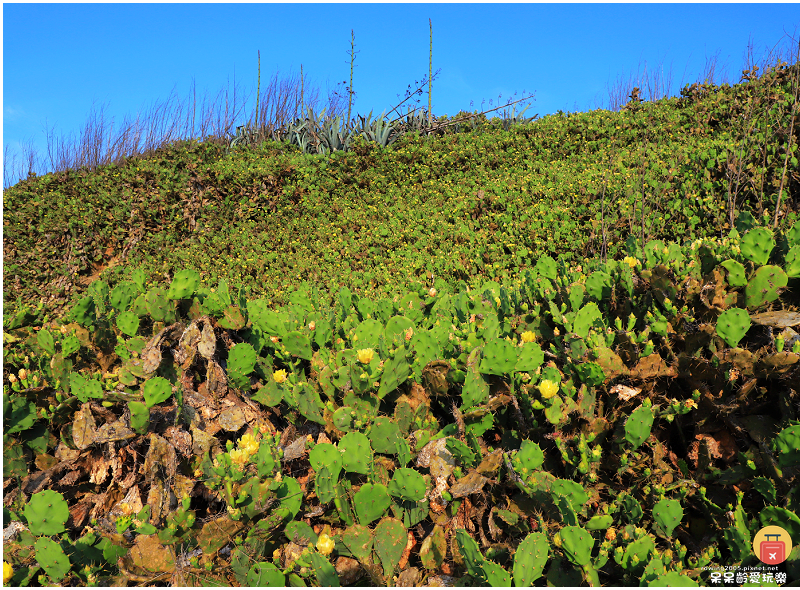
354,482 -> 392,525
513,532 -> 549,586
339,432 -> 373,474
342,524 -> 373,563
624,404 -> 655,450
774,424 -> 800,467
374,517 -> 407,579
388,467 -> 427,502
715,307 -> 751,348
227,342 -> 258,389
368,417 -> 401,454
24,490 -> 70,536
740,227 -> 775,266
480,337 -> 518,375
745,265 -> 788,309
35,537 -> 71,582
144,287 -> 171,322
166,269 -> 200,300
652,498 -> 684,538
558,525 -> 593,567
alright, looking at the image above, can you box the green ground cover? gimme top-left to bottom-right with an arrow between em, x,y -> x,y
3,60 -> 800,587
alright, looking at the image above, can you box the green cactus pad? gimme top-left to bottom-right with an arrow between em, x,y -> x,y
456,528 -> 487,578
480,337 -> 518,375
715,307 -> 751,348
559,525 -> 593,567
68,295 -> 96,327
374,517 -> 407,579
621,535 -> 654,571
774,424 -> 800,467
109,281 -> 139,311
624,405 -> 654,450
368,417 -> 401,455
310,443 -> 343,479
745,265 -> 788,309
283,331 -> 312,360
653,498 -> 683,538
513,532 -> 549,586
339,432 -> 372,474
342,524 -> 374,563
142,376 -> 173,408
227,342 -> 258,389
515,342 -> 545,373
35,536 -> 71,582
647,572 -> 698,586
720,259 -> 747,287
585,270 -> 613,301
388,467 -> 427,502
378,348 -> 410,398
144,287 -> 171,322
573,302 -> 603,340
551,479 -> 589,514
247,562 -> 285,586
354,482 -> 392,525
25,490 -> 70,536
310,552 -> 340,586
740,227 -> 775,266
116,310 -> 140,337
166,269 -> 200,300
785,245 -> 800,278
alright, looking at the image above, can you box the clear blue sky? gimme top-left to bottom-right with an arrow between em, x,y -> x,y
3,3 -> 798,179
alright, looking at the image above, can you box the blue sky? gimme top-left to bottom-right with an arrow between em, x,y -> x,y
3,3 -> 798,182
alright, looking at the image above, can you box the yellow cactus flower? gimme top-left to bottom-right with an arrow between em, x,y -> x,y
538,379 -> 559,399
270,336 -> 280,344
274,472 -> 282,482
521,331 -> 536,343
7,374 -> 16,383
18,369 -> 27,381
404,327 -> 414,341
684,399 -> 697,409
273,369 -> 287,384
553,327 -> 560,337
309,321 -> 316,331
229,448 -> 249,467
238,433 -> 259,456
429,287 -> 437,297
357,348 -> 375,364
623,256 -> 639,268
316,533 -> 335,556
119,502 -> 133,516
4,561 -> 13,585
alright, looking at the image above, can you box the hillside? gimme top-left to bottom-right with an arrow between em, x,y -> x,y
3,59 -> 800,587
4,63 -> 798,322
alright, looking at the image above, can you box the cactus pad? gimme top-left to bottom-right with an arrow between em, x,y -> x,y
25,490 -> 70,536
35,537 -> 71,582
715,307 -> 751,348
388,467 -> 427,502
339,432 -> 373,474
354,482 -> 392,525
513,532 -> 549,586
745,265 -> 788,309
652,498 -> 683,538
374,517 -> 407,579
624,405 -> 654,450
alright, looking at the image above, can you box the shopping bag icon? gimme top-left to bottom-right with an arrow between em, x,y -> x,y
760,534 -> 786,564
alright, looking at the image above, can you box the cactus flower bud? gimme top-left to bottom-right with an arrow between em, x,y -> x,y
18,369 -> 27,381
429,288 -> 437,298
404,327 -> 414,341
309,321 -> 316,331
8,374 -> 16,383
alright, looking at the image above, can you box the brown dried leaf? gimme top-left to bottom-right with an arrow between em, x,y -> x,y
450,470 -> 489,498
129,534 -> 176,573
72,404 -> 96,449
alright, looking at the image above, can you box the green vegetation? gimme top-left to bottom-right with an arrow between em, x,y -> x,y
3,36 -> 800,587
